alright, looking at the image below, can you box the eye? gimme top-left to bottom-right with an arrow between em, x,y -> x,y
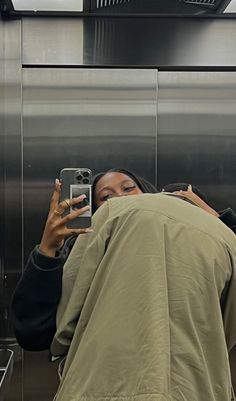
101,194 -> 114,201
123,185 -> 137,193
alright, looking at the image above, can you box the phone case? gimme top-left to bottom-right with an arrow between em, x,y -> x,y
60,168 -> 92,229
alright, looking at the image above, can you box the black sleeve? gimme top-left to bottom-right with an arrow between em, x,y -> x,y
218,208 -> 236,234
11,237 -> 76,351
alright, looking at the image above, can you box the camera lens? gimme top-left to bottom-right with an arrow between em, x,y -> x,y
83,171 -> 90,178
83,178 -> 89,184
76,174 -> 83,182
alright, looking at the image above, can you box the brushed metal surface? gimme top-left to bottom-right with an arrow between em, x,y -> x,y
2,14 -> 236,399
0,17 -> 22,337
0,17 -> 23,401
22,17 -> 236,67
157,71 -> 236,212
21,67 -> 157,399
22,66 -> 157,258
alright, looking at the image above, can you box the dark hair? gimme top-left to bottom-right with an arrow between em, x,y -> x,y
162,182 -> 209,205
92,168 -> 158,213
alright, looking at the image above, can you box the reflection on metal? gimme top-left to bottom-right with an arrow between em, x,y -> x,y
0,349 -> 13,401
22,18 -> 84,65
157,71 -> 236,212
0,15 -> 23,401
0,17 -> 22,339
2,13 -> 236,401
22,67 -> 157,253
22,17 -> 236,67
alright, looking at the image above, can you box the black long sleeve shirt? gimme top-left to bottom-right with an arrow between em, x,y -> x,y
11,236 -> 76,351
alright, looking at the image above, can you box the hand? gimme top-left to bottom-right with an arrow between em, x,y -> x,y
39,179 -> 93,257
173,185 -> 219,218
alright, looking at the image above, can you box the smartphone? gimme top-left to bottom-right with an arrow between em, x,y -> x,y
60,168 -> 92,229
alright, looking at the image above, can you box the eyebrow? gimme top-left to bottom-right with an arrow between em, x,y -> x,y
97,179 -> 136,195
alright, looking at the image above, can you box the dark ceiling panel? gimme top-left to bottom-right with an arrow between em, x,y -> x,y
0,0 -> 234,16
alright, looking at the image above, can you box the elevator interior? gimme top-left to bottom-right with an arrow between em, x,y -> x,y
1,12 -> 236,401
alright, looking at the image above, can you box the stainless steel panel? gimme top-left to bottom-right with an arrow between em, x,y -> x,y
157,71 -> 236,212
22,70 -> 157,246
157,72 -> 236,389
0,21 -> 4,291
22,18 -> 84,65
0,17 -> 23,401
22,17 -> 236,66
22,67 -> 157,400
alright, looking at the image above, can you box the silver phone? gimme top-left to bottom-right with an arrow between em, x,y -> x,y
60,168 -> 92,229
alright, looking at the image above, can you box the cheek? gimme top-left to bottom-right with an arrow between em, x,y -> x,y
96,200 -> 105,209
132,188 -> 143,195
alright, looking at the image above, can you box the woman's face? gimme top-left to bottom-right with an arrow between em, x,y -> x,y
94,172 -> 143,209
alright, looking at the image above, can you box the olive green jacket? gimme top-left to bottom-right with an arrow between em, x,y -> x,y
51,193 -> 236,401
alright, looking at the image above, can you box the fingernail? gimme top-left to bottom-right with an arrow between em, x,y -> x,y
55,179 -> 61,190
74,194 -> 86,200
85,228 -> 93,233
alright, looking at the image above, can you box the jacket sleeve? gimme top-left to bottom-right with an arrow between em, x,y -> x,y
11,244 -> 68,351
50,202 -> 110,358
219,208 -> 236,234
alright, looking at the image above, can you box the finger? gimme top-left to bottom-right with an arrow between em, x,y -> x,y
61,194 -> 87,210
187,184 -> 193,192
58,223 -> 93,238
55,194 -> 87,216
66,205 -> 90,220
50,179 -> 61,210
173,190 -> 186,195
60,205 -> 90,224
68,227 -> 93,236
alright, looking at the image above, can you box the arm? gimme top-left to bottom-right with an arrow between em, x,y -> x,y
11,179 -> 92,351
171,185 -> 219,217
11,243 -> 69,351
173,185 -> 236,234
51,202 -> 110,358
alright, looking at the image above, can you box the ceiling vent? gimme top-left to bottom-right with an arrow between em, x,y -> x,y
95,0 -> 131,7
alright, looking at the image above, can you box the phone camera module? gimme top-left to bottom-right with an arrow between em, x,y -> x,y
83,178 -> 89,184
83,171 -> 90,178
76,174 -> 83,182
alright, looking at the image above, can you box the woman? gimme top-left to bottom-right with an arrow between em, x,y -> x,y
11,169 -> 158,351
12,173 -> 235,351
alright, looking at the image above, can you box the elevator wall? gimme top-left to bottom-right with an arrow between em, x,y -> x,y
1,15 -> 236,401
